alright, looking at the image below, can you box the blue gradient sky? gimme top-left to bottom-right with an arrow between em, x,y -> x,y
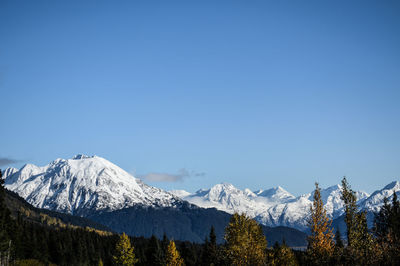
1,0 -> 399,195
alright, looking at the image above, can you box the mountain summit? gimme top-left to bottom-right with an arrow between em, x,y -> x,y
4,155 -> 181,216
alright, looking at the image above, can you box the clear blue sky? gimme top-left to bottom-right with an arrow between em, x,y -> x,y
1,0 -> 399,195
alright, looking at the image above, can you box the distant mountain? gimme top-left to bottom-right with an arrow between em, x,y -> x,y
3,155 -> 307,246
170,183 -> 378,231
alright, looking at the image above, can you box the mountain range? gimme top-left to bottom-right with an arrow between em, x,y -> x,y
2,155 -> 307,245
2,154 -> 399,242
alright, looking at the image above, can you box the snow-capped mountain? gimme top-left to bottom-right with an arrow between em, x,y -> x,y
359,181 -> 400,213
3,155 -> 182,216
170,183 -> 372,231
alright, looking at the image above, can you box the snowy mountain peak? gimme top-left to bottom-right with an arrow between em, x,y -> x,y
169,190 -> 191,198
1,167 -> 18,179
244,188 -> 257,198
383,181 -> 400,191
72,154 -> 95,160
360,181 -> 400,213
4,155 -> 181,216
256,186 -> 294,198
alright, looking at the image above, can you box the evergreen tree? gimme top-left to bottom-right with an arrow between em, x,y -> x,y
113,233 -> 138,266
146,235 -> 164,266
165,240 -> 184,266
341,177 -> 376,264
202,226 -> 218,266
224,213 -> 267,266
341,177 -> 358,247
374,192 -> 400,264
307,182 -> 334,263
0,169 -> 12,265
334,228 -> 343,249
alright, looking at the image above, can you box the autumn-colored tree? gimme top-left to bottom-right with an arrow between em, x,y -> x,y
113,233 -> 138,266
224,213 -> 267,266
165,240 -> 184,266
307,182 -> 334,263
269,241 -> 298,266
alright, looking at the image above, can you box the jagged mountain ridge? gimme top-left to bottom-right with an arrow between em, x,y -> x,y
4,154 -> 182,216
170,182 -> 398,231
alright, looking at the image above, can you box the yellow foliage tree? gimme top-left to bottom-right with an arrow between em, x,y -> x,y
113,233 -> 138,266
270,242 -> 298,266
165,240 -> 184,266
307,182 -> 334,263
224,213 -> 267,266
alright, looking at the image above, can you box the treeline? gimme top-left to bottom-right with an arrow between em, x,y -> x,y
1,170 -> 399,265
307,177 -> 400,265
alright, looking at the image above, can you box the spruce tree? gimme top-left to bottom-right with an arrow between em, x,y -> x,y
341,177 -> 376,264
374,192 -> 400,264
165,240 -> 184,266
113,233 -> 138,266
341,177 -> 358,247
334,228 -> 343,249
224,213 -> 267,266
0,169 -> 12,264
202,226 -> 218,266
307,182 -> 334,263
146,235 -> 163,266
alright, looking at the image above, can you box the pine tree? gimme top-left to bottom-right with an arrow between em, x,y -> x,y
334,228 -> 343,249
341,177 -> 358,247
146,235 -> 164,266
202,226 -> 218,266
307,182 -> 334,263
165,240 -> 184,266
0,169 -> 12,265
113,233 -> 138,266
374,192 -> 400,264
341,177 -> 376,264
224,213 -> 267,266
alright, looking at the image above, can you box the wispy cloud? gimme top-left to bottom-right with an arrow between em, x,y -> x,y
139,168 -> 206,182
0,157 -> 22,167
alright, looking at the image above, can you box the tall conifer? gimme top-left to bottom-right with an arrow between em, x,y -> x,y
113,233 -> 138,266
165,240 -> 184,266
224,213 -> 267,266
307,182 -> 334,263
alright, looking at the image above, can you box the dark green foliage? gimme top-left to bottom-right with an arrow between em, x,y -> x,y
374,192 -> 400,264
334,228 -> 343,248
201,226 -> 219,265
145,235 -> 164,266
89,203 -> 308,246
